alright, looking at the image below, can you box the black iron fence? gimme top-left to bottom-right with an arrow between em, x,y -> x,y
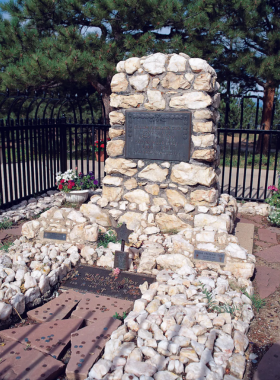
220,93 -> 278,130
0,91 -> 110,208
217,127 -> 280,201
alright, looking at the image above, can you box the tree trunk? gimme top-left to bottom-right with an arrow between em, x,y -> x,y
102,91 -> 112,124
256,82 -> 275,154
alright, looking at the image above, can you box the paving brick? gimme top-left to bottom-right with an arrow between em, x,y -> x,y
258,228 -> 278,244
28,289 -> 83,322
66,317 -> 121,380
0,318 -> 83,359
255,266 -> 280,298
0,340 -> 64,380
235,223 -> 254,254
255,240 -> 273,249
255,245 -> 280,263
253,341 -> 280,380
71,293 -> 133,325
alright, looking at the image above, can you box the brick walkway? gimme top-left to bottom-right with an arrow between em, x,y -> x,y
0,291 -> 133,380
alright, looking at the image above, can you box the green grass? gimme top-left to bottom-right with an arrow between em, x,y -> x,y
0,241 -> 13,252
97,229 -> 120,248
243,291 -> 266,312
0,218 -> 13,230
220,149 -> 277,170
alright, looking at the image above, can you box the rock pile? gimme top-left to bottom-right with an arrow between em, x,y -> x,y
0,237 -> 91,324
86,266 -> 254,380
0,190 -> 65,223
237,202 -> 270,217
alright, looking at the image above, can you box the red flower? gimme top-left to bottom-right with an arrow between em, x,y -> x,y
100,144 -> 104,148
58,184 -> 63,190
61,179 -> 65,183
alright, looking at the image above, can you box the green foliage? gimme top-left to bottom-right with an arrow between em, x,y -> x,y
243,291 -> 266,313
201,283 -> 239,316
0,241 -> 13,252
97,229 -> 119,248
0,218 -> 13,230
113,311 -> 127,320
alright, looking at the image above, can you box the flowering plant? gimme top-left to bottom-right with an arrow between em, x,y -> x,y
93,138 -> 110,153
266,173 -> 280,226
56,168 -> 98,193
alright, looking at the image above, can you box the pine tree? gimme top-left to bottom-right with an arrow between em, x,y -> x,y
182,0 -> 280,152
0,0 -> 187,118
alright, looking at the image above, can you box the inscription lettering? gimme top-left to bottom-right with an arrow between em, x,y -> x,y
125,110 -> 191,161
43,231 -> 67,241
194,250 -> 225,263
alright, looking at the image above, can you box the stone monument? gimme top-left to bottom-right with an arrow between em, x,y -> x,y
99,52 -> 237,243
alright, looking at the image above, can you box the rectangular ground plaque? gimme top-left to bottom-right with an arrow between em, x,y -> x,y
43,231 -> 67,241
125,110 -> 192,161
114,251 -> 129,270
194,249 -> 225,263
62,266 -> 155,301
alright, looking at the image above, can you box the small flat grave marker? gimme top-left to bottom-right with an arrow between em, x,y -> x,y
43,231 -> 67,241
194,249 -> 225,264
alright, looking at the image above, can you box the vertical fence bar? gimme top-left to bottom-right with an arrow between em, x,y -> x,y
257,131 -> 264,199
38,119 -> 43,193
33,119 -> 39,194
0,120 -> 4,207
15,122 -> 22,199
86,123 -> 90,174
98,126 -> 101,187
242,131 -> 249,199
46,121 -> 50,189
75,123 -> 78,169
273,132 -> 279,186
6,121 -> 13,203
249,132 -> 257,199
20,119 -> 27,197
11,120 -> 18,202
42,120 -> 46,191
25,119 -> 31,198
228,130 -> 234,195
29,120 -> 35,195
69,123 -> 73,170
1,121 -> 8,205
264,132 -> 272,199
235,131 -> 242,198
92,125 -> 95,177
49,122 -> 53,187
81,124 -> 84,174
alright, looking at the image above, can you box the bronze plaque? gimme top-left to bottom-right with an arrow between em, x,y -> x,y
125,110 -> 192,161
43,231 -> 67,241
114,251 -> 129,270
194,250 -> 225,263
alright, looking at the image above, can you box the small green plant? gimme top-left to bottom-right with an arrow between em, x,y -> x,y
97,229 -> 119,248
113,312 -> 127,320
200,283 -> 239,316
266,175 -> 280,226
243,291 -> 266,312
163,228 -> 179,235
0,242 -> 13,252
0,218 -> 13,230
32,207 -> 50,219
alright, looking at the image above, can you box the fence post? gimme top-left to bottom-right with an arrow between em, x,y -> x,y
60,114 -> 67,173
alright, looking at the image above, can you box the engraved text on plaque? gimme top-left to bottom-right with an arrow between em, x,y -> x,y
125,110 -> 191,161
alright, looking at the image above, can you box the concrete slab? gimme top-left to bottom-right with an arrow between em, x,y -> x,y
255,266 -> 280,298
258,228 -> 278,245
66,317 -> 121,380
27,289 -> 83,322
71,293 -> 133,326
0,340 -> 64,380
255,245 -> 280,263
0,318 -> 83,359
253,341 -> 280,380
235,222 -> 254,254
